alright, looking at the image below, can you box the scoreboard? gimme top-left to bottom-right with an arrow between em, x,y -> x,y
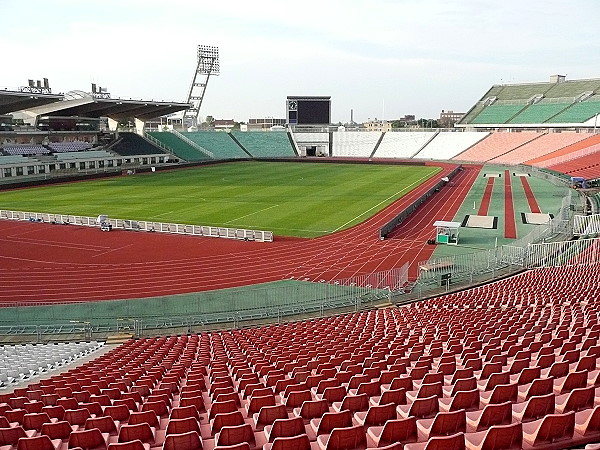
287,96 -> 331,125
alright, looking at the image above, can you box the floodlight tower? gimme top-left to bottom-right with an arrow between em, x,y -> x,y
183,45 -> 220,129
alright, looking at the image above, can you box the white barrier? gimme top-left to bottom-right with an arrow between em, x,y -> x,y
0,210 -> 274,242
573,213 -> 600,237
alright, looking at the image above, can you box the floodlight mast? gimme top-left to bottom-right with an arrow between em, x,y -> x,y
183,45 -> 220,130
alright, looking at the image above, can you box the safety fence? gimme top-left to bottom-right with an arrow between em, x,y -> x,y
333,263 -> 409,292
526,237 -> 600,268
0,209 -> 274,242
573,213 -> 600,237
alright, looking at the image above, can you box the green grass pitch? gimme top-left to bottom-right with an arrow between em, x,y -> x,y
0,161 -> 441,237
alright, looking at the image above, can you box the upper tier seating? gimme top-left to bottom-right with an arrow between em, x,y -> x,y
549,151 -> 600,179
489,132 -> 588,164
332,132 -> 382,158
414,132 -> 489,160
2,145 -> 50,156
374,132 -> 434,159
183,132 -> 248,159
508,102 -> 571,124
47,141 -> 93,153
550,99 -> 600,123
147,132 -> 211,162
110,133 -> 165,156
1,262 -> 599,449
0,155 -> 27,165
525,134 -> 600,167
453,132 -> 542,162
231,132 -> 295,158
470,104 -> 526,124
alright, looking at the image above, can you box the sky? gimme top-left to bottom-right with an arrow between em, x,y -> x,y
1,0 -> 599,124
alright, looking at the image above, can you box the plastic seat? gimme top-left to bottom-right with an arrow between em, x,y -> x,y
417,409 -> 466,440
285,390 -> 313,409
162,430 -> 202,450
522,411 -> 576,448
0,426 -> 36,446
253,404 -> 288,429
68,428 -> 110,450
316,424 -> 367,450
512,393 -> 555,423
310,410 -> 353,437
264,416 -> 305,442
354,403 -> 396,427
439,389 -> 480,412
118,423 -> 155,446
518,377 -> 554,401
557,385 -> 595,414
293,399 -> 329,421
407,382 -> 443,402
404,432 -> 465,450
465,401 -> 512,432
366,417 -> 417,447
480,383 -> 518,405
169,406 -> 200,421
397,395 -> 439,419
211,411 -> 246,436
43,405 -> 66,421
65,408 -> 93,428
215,423 -> 255,447
128,411 -> 159,429
22,412 -> 53,432
42,420 -> 75,441
332,393 -> 369,413
262,433 -> 310,450
574,405 -> 600,441
16,435 -> 63,450
85,416 -> 120,436
464,422 -> 522,450
164,417 -> 200,436
209,400 -> 239,421
103,405 -> 130,423
141,400 -> 169,418
554,370 -> 588,394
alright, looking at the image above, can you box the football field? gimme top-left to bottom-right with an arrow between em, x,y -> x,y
0,161 -> 440,237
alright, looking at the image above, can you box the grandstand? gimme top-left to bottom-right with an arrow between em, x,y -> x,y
332,131 -> 382,158
184,132 -> 249,159
231,131 -> 296,158
374,132 -> 435,159
413,132 -> 489,160
459,77 -> 600,128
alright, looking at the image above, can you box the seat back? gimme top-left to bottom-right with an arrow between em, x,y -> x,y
166,417 -> 201,435
104,405 -> 130,422
85,416 -> 119,434
340,393 -> 369,412
128,411 -> 159,428
525,377 -> 554,399
379,417 -> 418,445
68,428 -> 107,450
379,388 -> 407,406
170,405 -> 200,421
162,430 -> 203,450
325,425 -> 366,450
449,389 -> 479,411
297,399 -> 328,420
65,408 -> 92,426
0,426 -> 27,446
285,390 -> 312,408
559,370 -> 588,393
247,395 -> 276,414
489,383 -> 518,404
267,434 -> 310,450
16,435 -> 58,450
118,423 -> 154,444
209,399 -> 238,420
475,401 -> 512,430
430,410 -> 466,435
322,386 -> 346,404
141,400 -> 168,417
362,403 -> 396,426
531,411 -> 576,445
255,404 -> 287,425
107,439 -> 148,449
421,432 -> 464,450
216,423 -> 255,447
409,395 -> 439,418
317,410 -> 353,435
268,417 -> 305,441
212,411 -> 245,435
521,393 -> 555,422
22,412 -> 52,431
41,420 -> 73,440
479,423 -> 522,449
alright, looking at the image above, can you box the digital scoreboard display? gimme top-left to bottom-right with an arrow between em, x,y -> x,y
287,96 -> 331,125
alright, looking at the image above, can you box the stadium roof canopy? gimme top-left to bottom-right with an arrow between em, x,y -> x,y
17,90 -> 191,122
0,89 -> 64,115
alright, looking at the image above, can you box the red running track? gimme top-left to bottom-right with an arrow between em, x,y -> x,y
504,169 -> 517,239
520,176 -> 541,213
478,177 -> 495,216
0,163 -> 481,304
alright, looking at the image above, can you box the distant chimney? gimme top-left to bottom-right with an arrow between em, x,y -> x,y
550,74 -> 566,83
43,78 -> 49,89
91,83 -> 97,93
351,109 -> 354,123
28,79 -> 34,88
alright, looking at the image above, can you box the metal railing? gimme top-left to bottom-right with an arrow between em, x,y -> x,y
0,209 -> 274,242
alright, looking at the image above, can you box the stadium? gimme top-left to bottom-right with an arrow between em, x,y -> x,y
1,58 -> 600,449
